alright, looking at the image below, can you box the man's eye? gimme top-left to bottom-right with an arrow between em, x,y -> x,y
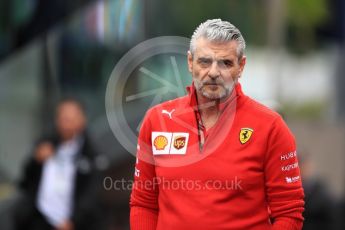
198,59 -> 212,66
222,60 -> 233,67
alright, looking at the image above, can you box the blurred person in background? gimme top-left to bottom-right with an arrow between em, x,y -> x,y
299,150 -> 337,230
13,98 -> 106,230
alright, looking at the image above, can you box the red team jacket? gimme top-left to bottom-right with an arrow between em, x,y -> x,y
130,83 -> 304,230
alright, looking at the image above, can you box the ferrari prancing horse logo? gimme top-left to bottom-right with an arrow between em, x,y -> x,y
239,128 -> 253,144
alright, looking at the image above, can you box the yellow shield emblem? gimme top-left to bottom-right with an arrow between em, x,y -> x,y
239,128 -> 253,144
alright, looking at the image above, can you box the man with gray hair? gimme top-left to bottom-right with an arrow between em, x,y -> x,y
130,19 -> 304,229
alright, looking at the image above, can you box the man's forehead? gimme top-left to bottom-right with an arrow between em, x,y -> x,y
194,38 -> 238,58
57,102 -> 84,115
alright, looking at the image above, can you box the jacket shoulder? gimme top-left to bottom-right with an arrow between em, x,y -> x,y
145,95 -> 189,116
243,97 -> 282,121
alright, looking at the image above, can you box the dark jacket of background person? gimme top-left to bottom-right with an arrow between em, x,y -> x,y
302,178 -> 337,230
14,132 -> 106,230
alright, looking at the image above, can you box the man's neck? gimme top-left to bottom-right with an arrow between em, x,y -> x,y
196,92 -> 221,130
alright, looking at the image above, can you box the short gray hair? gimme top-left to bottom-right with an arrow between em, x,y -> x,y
190,19 -> 246,59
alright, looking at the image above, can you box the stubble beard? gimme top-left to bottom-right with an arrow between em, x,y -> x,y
194,77 -> 234,100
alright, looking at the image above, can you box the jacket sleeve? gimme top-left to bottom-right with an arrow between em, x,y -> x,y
130,109 -> 159,230
264,116 -> 305,230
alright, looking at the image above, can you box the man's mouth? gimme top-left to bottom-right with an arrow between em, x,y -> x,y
203,83 -> 221,91
204,83 -> 219,85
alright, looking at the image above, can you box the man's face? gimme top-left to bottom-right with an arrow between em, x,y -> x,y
55,102 -> 86,140
187,38 -> 246,100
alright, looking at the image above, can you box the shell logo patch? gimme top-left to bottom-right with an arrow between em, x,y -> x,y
154,135 -> 168,150
239,128 -> 253,144
151,132 -> 172,155
173,136 -> 186,150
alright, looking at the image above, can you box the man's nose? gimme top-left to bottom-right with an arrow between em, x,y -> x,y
208,61 -> 220,79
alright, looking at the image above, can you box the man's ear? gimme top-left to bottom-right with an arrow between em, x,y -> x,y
238,56 -> 246,78
187,51 -> 193,73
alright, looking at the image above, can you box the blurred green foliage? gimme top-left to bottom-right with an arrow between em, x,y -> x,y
287,0 -> 328,28
286,0 -> 329,53
147,0 -> 330,53
146,0 -> 268,46
281,101 -> 327,120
